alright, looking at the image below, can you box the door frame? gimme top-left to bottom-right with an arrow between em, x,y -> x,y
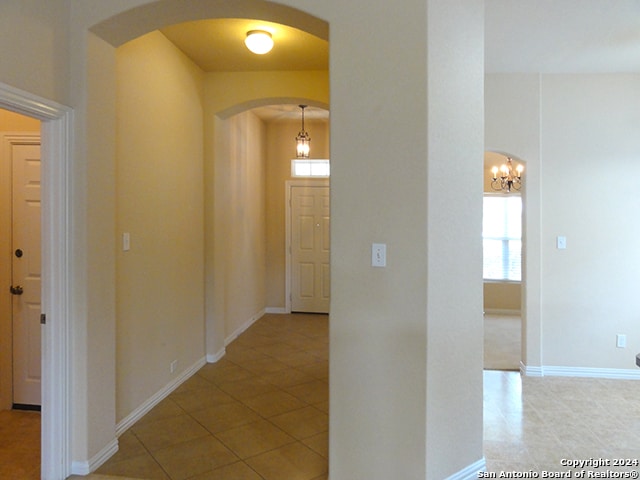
0,132 -> 41,409
0,82 -> 73,480
285,178 -> 330,313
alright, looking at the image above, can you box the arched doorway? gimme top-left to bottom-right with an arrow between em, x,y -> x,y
70,3 -> 330,476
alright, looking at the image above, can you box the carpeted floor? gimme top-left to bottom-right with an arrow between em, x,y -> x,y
484,314 -> 521,371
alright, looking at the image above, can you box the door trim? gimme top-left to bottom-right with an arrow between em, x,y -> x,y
0,82 -> 73,480
285,179 -> 330,313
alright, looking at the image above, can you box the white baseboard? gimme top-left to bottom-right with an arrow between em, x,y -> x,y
520,361 -> 543,377
115,356 -> 207,437
207,347 -> 226,363
265,306 -> 288,314
224,308 -> 266,346
207,309 -> 271,363
70,438 -> 118,475
446,458 -> 487,480
521,363 -> 640,380
542,365 -> 640,380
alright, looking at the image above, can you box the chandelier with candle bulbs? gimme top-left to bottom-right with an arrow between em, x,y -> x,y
490,157 -> 523,192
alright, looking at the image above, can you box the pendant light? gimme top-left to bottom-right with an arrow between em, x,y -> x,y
295,105 -> 311,158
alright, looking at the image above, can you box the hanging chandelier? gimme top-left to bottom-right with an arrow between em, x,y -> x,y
490,157 -> 523,192
295,105 -> 311,158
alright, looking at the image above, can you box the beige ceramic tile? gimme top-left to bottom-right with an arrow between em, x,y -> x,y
169,384 -> 236,412
131,414 -> 210,452
216,377 -> 279,400
187,461 -> 264,480
302,431 -> 328,458
95,452 -> 169,479
261,367 -> 317,388
284,379 -> 328,404
151,436 -> 238,480
124,398 -> 185,428
196,361 -> 256,384
245,442 -> 328,480
101,430 -> 147,464
242,390 -> 307,418
189,402 -> 262,434
269,406 -> 328,440
214,419 -> 296,459
236,356 -> 291,375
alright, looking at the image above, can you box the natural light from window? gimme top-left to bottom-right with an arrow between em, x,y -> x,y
291,159 -> 330,178
483,195 -> 522,282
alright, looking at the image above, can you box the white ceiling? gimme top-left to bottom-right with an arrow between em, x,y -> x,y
485,0 -> 640,73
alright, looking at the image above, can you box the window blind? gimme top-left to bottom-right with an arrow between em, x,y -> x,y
483,195 -> 522,281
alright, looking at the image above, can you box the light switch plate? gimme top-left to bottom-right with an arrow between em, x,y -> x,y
372,243 -> 386,267
556,236 -> 567,249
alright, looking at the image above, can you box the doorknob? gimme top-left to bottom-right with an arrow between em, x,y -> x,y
10,285 -> 24,295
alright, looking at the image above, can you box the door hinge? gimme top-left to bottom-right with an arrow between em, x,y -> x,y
40,313 -> 46,325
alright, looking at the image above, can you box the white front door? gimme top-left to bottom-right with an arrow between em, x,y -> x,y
291,185 -> 330,313
11,140 -> 41,407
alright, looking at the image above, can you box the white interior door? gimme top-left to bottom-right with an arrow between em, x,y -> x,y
291,185 -> 330,313
11,141 -> 41,407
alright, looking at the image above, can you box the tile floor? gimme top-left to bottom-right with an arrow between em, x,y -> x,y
0,409 -> 40,480
96,313 -> 329,480
5,313 -> 640,479
484,370 -> 640,474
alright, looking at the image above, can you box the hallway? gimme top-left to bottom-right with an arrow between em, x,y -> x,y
96,313 -> 329,480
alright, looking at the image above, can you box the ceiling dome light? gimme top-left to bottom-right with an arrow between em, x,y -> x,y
245,30 -> 274,55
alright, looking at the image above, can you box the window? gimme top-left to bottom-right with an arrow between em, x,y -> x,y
291,159 -> 330,178
483,195 -> 522,281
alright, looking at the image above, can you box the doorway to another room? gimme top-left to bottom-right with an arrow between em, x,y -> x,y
483,152 -> 524,372
0,110 -> 42,479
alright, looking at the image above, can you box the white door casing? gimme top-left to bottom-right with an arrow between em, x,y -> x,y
9,138 -> 42,406
288,182 -> 330,313
0,83 -> 73,480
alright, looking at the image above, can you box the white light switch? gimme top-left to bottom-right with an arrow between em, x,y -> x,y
372,243 -> 386,267
556,236 -> 567,249
123,232 -> 131,251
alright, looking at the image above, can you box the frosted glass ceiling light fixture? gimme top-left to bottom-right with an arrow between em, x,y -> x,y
245,30 -> 274,54
295,105 -> 311,158
490,157 -> 524,192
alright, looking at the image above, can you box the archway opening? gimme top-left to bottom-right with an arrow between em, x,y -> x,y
88,3 -> 330,475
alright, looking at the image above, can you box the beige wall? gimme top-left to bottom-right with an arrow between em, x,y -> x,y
484,282 -> 522,314
0,1 -> 70,104
1,1 -> 486,476
115,31 -> 206,421
0,110 -> 41,131
487,73 -> 640,371
213,110 -> 268,343
539,74 -> 640,369
265,118 -> 329,309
